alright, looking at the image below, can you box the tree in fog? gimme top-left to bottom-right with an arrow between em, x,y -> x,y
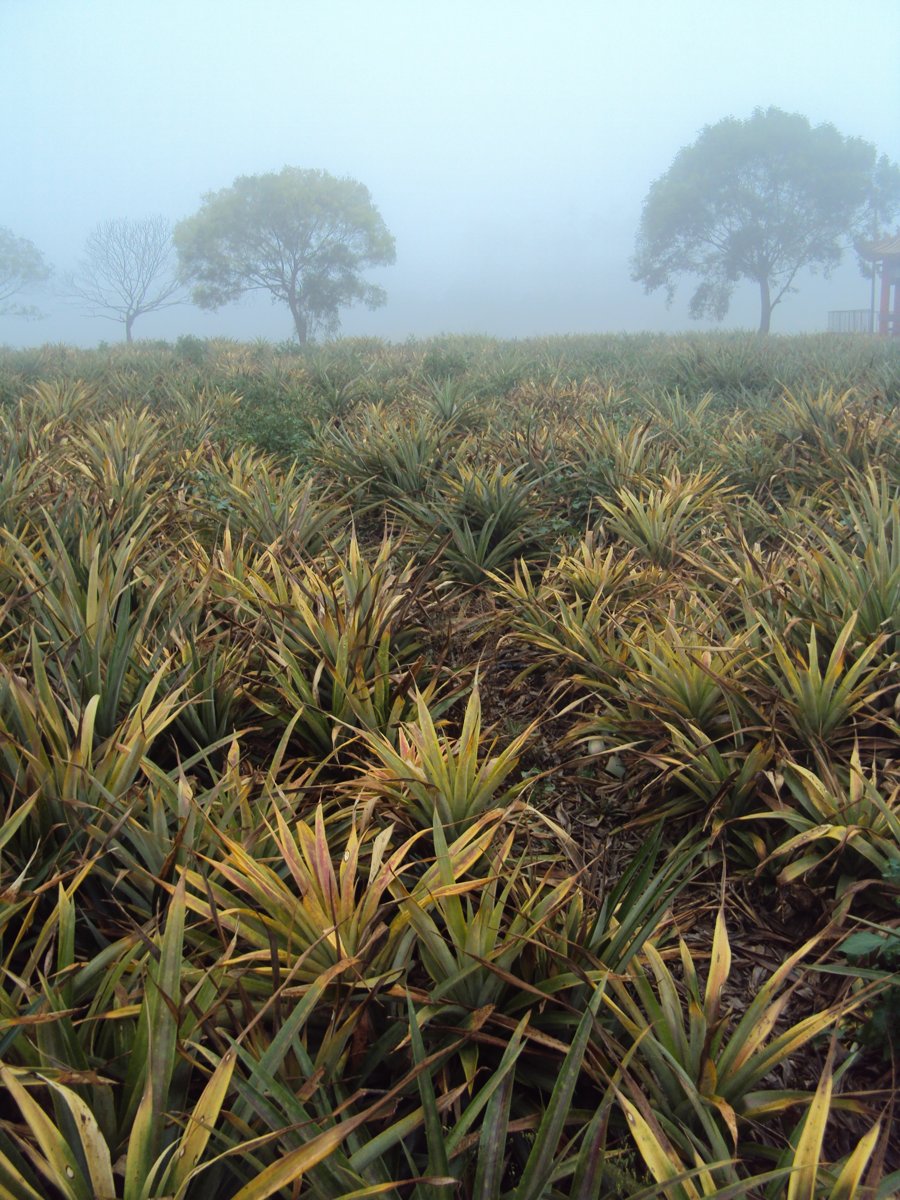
174,167 -> 395,343
0,227 -> 50,318
632,107 -> 900,333
67,216 -> 184,342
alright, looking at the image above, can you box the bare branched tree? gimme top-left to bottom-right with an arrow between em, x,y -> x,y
66,216 -> 184,342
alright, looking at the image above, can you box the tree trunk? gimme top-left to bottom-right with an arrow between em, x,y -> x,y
758,278 -> 772,335
288,293 -> 308,345
125,313 -> 134,344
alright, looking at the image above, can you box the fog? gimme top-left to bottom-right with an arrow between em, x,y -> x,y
3,0 -> 898,346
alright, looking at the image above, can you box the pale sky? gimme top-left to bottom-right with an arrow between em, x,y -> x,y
2,0 -> 898,344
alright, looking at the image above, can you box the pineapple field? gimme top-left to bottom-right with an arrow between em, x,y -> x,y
0,331 -> 898,1198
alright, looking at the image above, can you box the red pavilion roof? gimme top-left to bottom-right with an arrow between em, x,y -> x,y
858,232 -> 900,258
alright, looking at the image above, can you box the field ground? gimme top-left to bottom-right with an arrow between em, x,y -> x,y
0,331 -> 898,1198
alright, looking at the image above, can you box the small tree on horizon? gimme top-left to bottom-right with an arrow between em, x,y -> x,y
0,226 -> 51,319
66,216 -> 184,343
173,167 -> 396,344
631,107 -> 900,333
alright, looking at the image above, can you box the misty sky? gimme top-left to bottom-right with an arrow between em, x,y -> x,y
3,0 -> 899,346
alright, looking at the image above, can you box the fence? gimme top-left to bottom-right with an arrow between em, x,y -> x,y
827,309 -> 874,333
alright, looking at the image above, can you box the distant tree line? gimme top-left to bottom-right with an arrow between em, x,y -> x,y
3,108 -> 899,340
1,169 -> 395,345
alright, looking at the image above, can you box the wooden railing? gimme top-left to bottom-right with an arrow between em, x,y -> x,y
827,309 -> 899,335
827,309 -> 874,333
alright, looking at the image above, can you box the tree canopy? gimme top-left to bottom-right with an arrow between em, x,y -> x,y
66,216 -> 184,343
174,167 -> 396,343
631,107 -> 900,333
0,227 -> 50,318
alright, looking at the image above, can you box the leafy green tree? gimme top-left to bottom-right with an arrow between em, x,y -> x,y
66,216 -> 184,343
174,167 -> 396,343
632,107 -> 900,333
0,226 -> 51,318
